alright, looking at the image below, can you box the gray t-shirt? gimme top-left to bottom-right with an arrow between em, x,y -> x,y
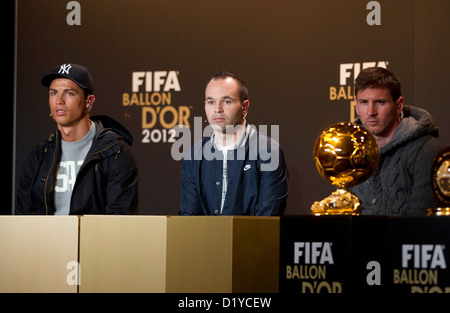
54,122 -> 96,215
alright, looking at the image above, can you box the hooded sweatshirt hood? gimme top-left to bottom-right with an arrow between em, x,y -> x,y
386,105 -> 438,149
90,115 -> 133,146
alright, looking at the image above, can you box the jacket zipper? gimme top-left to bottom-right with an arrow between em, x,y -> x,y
44,132 -> 59,215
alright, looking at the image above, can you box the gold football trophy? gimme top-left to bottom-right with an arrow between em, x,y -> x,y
427,147 -> 450,216
311,122 -> 379,215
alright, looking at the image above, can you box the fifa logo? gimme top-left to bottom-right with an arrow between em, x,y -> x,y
402,244 -> 447,269
339,61 -> 388,86
294,242 -> 334,265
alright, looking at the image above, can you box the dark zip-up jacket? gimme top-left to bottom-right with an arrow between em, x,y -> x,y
180,126 -> 289,216
16,115 -> 138,215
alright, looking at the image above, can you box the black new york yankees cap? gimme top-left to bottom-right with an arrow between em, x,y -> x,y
41,63 -> 95,94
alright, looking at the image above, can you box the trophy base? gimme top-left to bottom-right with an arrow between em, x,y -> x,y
427,207 -> 450,216
311,188 -> 361,216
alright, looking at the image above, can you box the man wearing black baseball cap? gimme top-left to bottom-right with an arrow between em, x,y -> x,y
16,63 -> 138,215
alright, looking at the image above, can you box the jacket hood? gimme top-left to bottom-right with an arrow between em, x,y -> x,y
386,105 -> 438,151
91,115 -> 133,146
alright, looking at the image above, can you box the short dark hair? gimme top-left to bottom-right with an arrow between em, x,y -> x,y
205,71 -> 249,102
354,67 -> 402,102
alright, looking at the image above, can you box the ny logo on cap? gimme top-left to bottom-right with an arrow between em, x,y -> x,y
58,64 -> 72,75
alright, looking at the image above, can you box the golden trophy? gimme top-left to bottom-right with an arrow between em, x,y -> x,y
311,122 -> 379,215
427,147 -> 450,216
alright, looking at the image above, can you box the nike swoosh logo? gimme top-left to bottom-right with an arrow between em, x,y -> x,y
243,164 -> 252,171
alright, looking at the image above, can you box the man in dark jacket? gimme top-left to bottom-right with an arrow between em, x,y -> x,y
16,63 -> 138,215
351,67 -> 442,215
180,72 -> 289,216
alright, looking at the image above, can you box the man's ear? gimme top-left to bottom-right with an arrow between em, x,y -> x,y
395,96 -> 404,113
85,95 -> 95,111
242,99 -> 249,117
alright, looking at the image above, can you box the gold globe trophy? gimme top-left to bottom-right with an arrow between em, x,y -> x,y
311,122 -> 379,215
427,147 -> 450,216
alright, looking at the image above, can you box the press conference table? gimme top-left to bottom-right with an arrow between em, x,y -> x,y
0,215 -> 448,293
